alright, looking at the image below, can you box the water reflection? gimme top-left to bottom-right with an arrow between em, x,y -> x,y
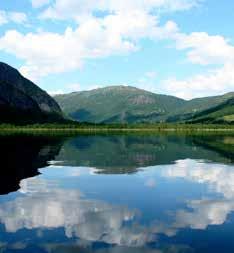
0,177 -> 143,246
0,136 -> 63,194
0,134 -> 233,253
1,159 -> 234,252
57,135 -> 234,171
164,160 -> 234,230
0,173 -> 195,251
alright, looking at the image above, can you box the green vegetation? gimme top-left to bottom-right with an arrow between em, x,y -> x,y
54,86 -> 185,123
224,115 -> 234,122
187,98 -> 234,123
54,85 -> 234,124
0,122 -> 234,135
168,92 -> 234,121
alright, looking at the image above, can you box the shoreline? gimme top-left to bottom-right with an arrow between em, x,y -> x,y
0,123 -> 234,135
0,127 -> 234,133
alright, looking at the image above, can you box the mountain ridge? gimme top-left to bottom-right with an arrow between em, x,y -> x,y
55,85 -> 234,124
0,62 -> 64,123
0,61 -> 232,125
55,85 -> 186,123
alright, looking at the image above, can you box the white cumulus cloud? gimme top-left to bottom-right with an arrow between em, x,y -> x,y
162,32 -> 234,99
0,10 -> 27,25
39,0 -> 201,22
0,11 -> 177,81
3,0 -> 232,99
31,0 -> 51,8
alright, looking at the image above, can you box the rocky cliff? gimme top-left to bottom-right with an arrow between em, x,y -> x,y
0,62 -> 63,123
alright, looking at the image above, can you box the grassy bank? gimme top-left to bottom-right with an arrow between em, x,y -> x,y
0,123 -> 234,135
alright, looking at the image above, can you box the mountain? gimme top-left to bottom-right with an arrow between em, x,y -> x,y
167,92 -> 234,122
54,86 -> 234,124
1,62 -> 232,125
0,62 -> 64,123
54,86 -> 185,123
187,97 -> 234,123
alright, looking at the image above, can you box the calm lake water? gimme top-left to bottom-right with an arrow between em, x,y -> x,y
0,134 -> 234,253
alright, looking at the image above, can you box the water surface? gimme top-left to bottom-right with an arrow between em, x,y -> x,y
0,134 -> 234,253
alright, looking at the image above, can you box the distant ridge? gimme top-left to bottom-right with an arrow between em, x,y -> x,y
55,85 -> 234,124
55,85 -> 185,123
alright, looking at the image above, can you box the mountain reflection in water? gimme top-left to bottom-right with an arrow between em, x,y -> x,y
0,134 -> 233,253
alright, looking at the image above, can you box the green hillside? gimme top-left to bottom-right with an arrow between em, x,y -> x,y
55,86 -> 234,124
55,86 -> 185,123
187,98 -> 234,124
167,92 -> 234,122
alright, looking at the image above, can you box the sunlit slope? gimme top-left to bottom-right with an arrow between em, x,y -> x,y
167,92 -> 234,122
55,86 -> 185,123
187,98 -> 234,124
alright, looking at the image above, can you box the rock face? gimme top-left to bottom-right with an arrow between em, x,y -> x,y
0,62 -> 63,123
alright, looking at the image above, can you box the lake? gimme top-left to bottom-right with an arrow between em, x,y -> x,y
0,133 -> 234,253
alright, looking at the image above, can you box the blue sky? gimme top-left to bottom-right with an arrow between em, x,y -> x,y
0,0 -> 233,99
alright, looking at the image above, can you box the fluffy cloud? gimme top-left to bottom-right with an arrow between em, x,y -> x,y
0,11 -> 177,81
0,12 -> 8,25
162,32 -> 234,99
0,0 -> 194,81
163,64 -> 234,99
8,12 -> 27,24
40,0 -> 200,22
2,0 -> 233,99
31,0 -> 51,8
0,11 -> 27,25
175,32 -> 234,65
